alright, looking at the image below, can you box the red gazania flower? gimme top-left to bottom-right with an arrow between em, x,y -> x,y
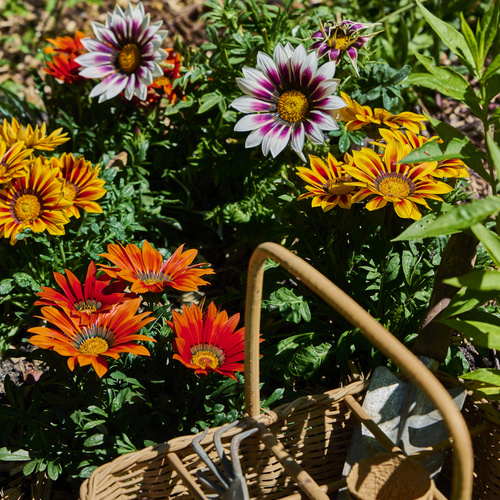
0,141 -> 33,184
150,49 -> 185,104
28,298 -> 155,378
168,301 -> 251,380
34,261 -> 133,323
99,241 -> 215,295
44,31 -> 86,55
50,153 -> 106,218
45,53 -> 85,84
0,157 -> 71,244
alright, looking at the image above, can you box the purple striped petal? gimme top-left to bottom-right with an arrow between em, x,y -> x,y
310,79 -> 339,101
273,44 -> 291,83
315,95 -> 346,110
291,123 -> 305,154
304,120 -> 325,144
290,44 -> 306,83
261,123 -> 283,156
346,47 -> 358,62
93,23 -> 119,47
75,52 -> 113,67
270,125 -> 292,157
300,51 -> 318,87
309,110 -> 339,130
137,65 -> 153,85
124,73 -> 136,100
79,64 -> 115,79
234,113 -> 275,132
236,77 -> 274,101
242,67 -> 276,93
328,49 -> 341,62
231,96 -> 273,113
256,52 -> 281,88
245,121 -> 276,149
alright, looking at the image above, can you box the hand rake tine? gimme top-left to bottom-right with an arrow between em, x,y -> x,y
214,421 -> 241,480
196,469 -> 227,497
229,427 -> 259,476
192,427 -> 230,489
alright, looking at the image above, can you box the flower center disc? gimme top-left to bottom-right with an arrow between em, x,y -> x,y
137,270 -> 171,286
191,350 -> 220,369
63,182 -> 79,202
14,194 -> 41,222
277,90 -> 309,123
75,299 -> 102,314
118,44 -> 142,74
334,33 -> 350,50
324,177 -> 354,196
377,173 -> 414,199
78,337 -> 109,355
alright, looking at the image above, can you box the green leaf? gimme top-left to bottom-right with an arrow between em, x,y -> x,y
83,434 -> 105,448
470,223 -> 500,267
23,460 -> 39,476
265,287 -> 311,324
198,92 -> 224,114
440,311 -> 500,349
462,368 -> 500,399
47,461 -> 62,481
482,52 -> 500,82
261,387 -> 285,409
393,196 -> 500,240
486,133 -> 500,181
460,12 -> 480,74
416,0 -> 474,71
441,286 -> 494,319
0,279 -> 13,295
0,447 -> 31,461
478,0 -> 499,70
443,269 -> 500,292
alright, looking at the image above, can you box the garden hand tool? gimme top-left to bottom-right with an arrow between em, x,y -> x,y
192,421 -> 258,499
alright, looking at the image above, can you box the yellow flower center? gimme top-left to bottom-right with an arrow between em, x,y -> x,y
137,270 -> 172,286
191,350 -> 220,369
324,177 -> 354,196
376,173 -> 414,199
14,194 -> 41,222
75,299 -> 102,315
333,33 -> 350,50
63,182 -> 79,201
118,44 -> 142,73
277,90 -> 309,123
78,337 -> 109,355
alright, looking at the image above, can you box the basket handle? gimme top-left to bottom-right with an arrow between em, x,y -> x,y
243,242 -> 473,500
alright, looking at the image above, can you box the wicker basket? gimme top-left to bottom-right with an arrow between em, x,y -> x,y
80,242 -> 500,500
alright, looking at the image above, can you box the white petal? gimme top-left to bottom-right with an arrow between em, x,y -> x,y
245,127 -> 266,149
310,110 -> 339,130
234,113 -> 274,132
291,123 -> 305,154
315,60 -> 337,81
231,96 -> 273,113
319,95 -> 347,110
305,120 -> 326,144
270,125 -> 291,157
79,65 -> 114,79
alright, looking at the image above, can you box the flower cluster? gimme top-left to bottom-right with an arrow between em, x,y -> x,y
28,241 -> 249,379
0,119 -> 106,244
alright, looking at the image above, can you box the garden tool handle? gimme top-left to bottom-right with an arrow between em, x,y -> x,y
244,242 -> 473,500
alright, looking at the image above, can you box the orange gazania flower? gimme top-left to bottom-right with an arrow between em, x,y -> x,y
344,140 -> 453,220
151,49 -> 185,104
0,158 -> 71,244
0,118 -> 69,151
296,153 -> 358,211
28,298 -> 155,378
35,261 -> 132,323
99,241 -> 215,294
44,31 -> 86,55
50,153 -> 106,218
168,301 -> 249,380
0,141 -> 33,184
377,129 -> 470,179
339,92 -> 427,134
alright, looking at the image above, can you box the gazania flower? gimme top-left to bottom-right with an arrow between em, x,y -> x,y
45,53 -> 85,84
339,92 -> 427,135
344,140 -> 454,220
0,118 -> 69,151
44,31 -> 86,55
99,241 -> 215,294
378,129 -> 470,179
0,157 -> 71,244
28,298 -> 155,378
75,2 -> 168,102
296,152 -> 358,211
309,18 -> 382,75
50,153 -> 106,218
34,261 -> 132,323
231,42 -> 345,158
168,301 -> 249,380
0,141 -> 33,184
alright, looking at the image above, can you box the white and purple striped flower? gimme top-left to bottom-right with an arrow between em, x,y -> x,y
230,43 -> 346,159
310,19 -> 381,75
75,2 -> 167,103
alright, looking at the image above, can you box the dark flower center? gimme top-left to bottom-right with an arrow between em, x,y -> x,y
375,172 -> 415,199
118,44 -> 142,73
277,90 -> 309,123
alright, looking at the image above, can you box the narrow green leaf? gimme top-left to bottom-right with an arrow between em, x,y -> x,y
470,223 -> 500,268
482,52 -> 500,82
479,0 -> 499,67
440,315 -> 500,349
486,133 -> 500,181
441,286 -> 494,318
443,269 -> 500,291
460,12 -> 480,74
198,92 -> 224,114
462,368 -> 500,384
416,0 -> 474,70
393,196 -> 500,240
83,434 -> 105,447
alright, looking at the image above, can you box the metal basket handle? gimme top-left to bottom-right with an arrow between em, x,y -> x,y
244,242 -> 473,500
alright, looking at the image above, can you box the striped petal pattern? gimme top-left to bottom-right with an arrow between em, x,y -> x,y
75,2 -> 167,103
231,43 -> 345,158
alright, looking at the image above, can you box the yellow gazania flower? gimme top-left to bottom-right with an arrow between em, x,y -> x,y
296,153 -> 358,211
0,118 -> 69,151
0,157 -> 71,244
378,129 -> 470,179
0,141 -> 33,184
343,140 -> 454,220
339,92 -> 427,134
50,153 -> 106,218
